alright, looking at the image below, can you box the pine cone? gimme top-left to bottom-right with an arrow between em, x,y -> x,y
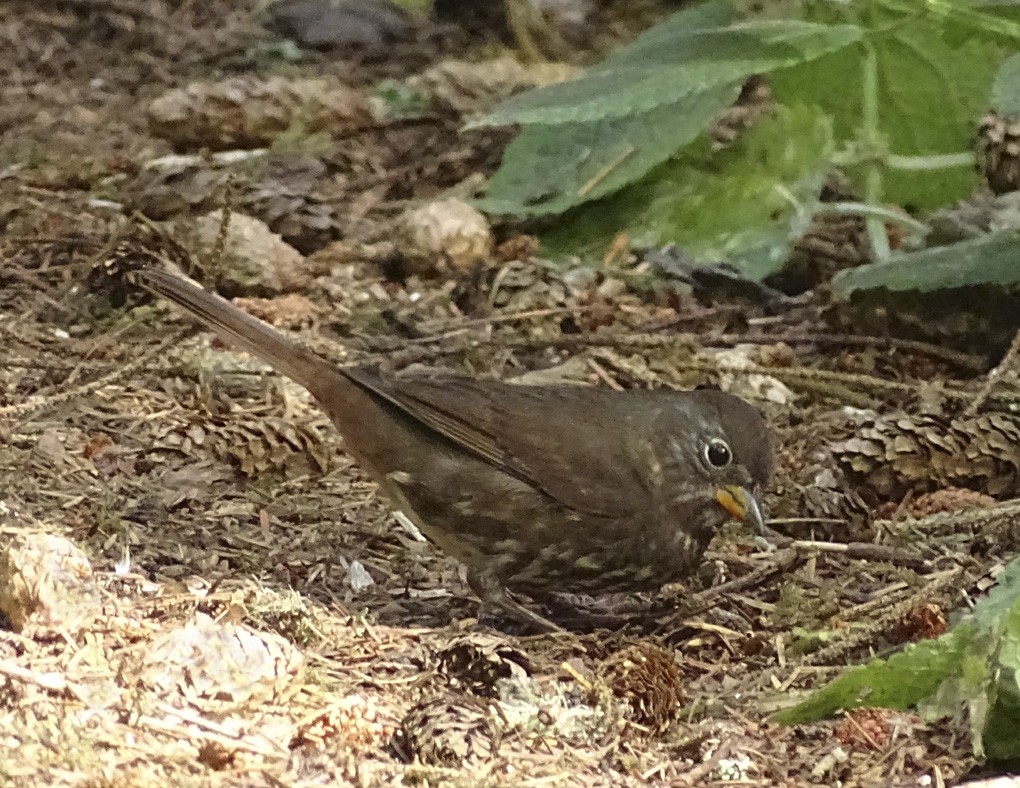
888,603 -> 947,645
832,410 -> 1020,500
89,223 -> 198,307
291,695 -> 395,751
597,643 -> 684,731
436,635 -> 532,697
835,707 -> 894,750
153,415 -> 330,478
394,695 -> 498,767
977,112 -> 1020,195
768,174 -> 870,294
770,213 -> 871,294
908,487 -> 997,517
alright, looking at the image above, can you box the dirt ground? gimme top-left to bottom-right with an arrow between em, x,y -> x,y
1,1 -> 1018,786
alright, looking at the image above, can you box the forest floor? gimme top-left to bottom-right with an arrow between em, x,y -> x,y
0,1 -> 1017,785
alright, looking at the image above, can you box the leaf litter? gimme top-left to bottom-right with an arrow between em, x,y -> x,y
1,1 -> 1018,785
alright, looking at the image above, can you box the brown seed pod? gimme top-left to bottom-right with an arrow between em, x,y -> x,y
835,707 -> 894,750
394,695 -> 498,767
888,603 -> 948,645
597,643 -> 684,732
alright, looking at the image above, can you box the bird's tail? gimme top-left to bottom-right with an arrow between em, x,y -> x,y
128,267 -> 342,401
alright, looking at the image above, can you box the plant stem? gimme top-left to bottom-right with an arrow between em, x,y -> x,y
823,201 -> 928,235
886,152 -> 975,170
861,38 -> 890,261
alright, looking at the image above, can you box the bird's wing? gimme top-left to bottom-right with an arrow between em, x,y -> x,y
344,368 -> 671,518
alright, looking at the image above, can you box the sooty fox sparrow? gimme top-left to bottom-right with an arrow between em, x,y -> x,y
128,268 -> 773,631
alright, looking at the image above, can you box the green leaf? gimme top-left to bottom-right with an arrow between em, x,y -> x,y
992,52 -> 1020,115
539,104 -> 833,280
471,3 -> 859,220
772,3 -> 999,208
871,18 -> 998,206
471,14 -> 861,127
773,628 -> 977,726
970,559 -> 1020,623
832,230 -> 1020,295
474,84 -> 741,217
776,557 -> 1020,758
916,625 -> 999,757
917,0 -> 1020,43
589,0 -> 737,72
982,604 -> 1020,760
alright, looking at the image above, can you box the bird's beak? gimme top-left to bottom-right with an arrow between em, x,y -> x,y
715,485 -> 765,533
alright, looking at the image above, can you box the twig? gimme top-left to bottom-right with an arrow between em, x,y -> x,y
206,175 -> 237,282
409,306 -> 601,343
768,537 -> 931,570
139,702 -> 289,757
801,568 -> 961,666
692,548 -> 802,606
883,497 -> 1020,537
0,659 -> 72,695
0,327 -> 191,419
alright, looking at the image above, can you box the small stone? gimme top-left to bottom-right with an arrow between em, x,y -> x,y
346,560 -> 375,592
401,198 -> 493,273
0,533 -> 96,632
147,76 -> 373,150
185,211 -> 309,294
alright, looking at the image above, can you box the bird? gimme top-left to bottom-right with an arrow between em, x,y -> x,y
127,266 -> 773,631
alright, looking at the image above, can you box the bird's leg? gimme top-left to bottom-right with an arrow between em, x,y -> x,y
467,571 -> 564,634
540,593 -> 636,631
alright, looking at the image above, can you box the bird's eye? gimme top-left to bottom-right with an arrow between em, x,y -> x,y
704,439 -> 732,468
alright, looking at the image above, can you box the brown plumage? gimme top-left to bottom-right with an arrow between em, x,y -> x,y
129,268 -> 773,631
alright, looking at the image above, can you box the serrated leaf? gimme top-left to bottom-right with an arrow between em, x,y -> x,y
832,230 -> 1020,295
773,628 -> 977,726
776,557 -> 1020,760
589,0 -> 736,72
471,13 -> 861,128
871,19 -> 998,206
772,4 -> 999,209
539,104 -> 833,280
593,18 -> 862,74
978,0 -> 1020,33
983,603 -> 1020,760
474,84 -> 741,217
992,52 -> 1020,115
913,0 -> 1020,43
916,625 -> 999,757
471,62 -> 746,127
